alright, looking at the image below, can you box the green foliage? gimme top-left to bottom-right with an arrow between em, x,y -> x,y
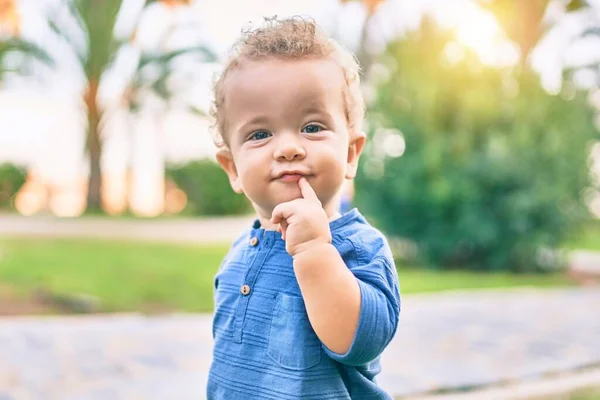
0,164 -> 26,210
166,160 -> 252,216
565,0 -> 588,12
565,220 -> 600,251
0,37 -> 54,82
356,21 -> 599,272
71,0 -> 124,79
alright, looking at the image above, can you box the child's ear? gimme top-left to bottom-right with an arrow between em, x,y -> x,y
216,150 -> 243,194
345,131 -> 366,179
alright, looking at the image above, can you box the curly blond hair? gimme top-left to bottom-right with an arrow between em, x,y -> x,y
210,16 -> 365,148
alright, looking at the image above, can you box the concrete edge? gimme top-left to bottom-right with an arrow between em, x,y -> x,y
400,365 -> 600,400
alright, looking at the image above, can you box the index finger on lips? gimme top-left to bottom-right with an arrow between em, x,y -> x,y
298,177 -> 320,204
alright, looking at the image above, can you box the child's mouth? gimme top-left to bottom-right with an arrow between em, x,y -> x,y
278,173 -> 304,182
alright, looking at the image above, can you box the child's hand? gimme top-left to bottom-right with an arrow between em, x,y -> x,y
270,177 -> 332,257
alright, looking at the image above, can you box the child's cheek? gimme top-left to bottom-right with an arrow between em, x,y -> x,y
315,159 -> 346,201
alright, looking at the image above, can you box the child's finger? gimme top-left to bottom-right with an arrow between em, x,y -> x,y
270,205 -> 286,225
298,177 -> 320,204
270,200 -> 299,224
275,220 -> 287,238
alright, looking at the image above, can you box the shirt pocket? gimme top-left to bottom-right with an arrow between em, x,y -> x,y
267,293 -> 321,370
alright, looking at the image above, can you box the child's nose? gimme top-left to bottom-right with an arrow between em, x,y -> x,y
273,135 -> 306,161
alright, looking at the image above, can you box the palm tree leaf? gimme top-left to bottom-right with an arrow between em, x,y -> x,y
0,37 -> 54,67
138,45 -> 216,99
565,0 -> 588,12
138,45 -> 217,69
47,19 -> 87,67
0,38 -> 54,82
151,73 -> 170,100
144,0 -> 193,5
564,62 -> 600,73
72,0 -> 124,78
583,27 -> 600,37
187,104 -> 208,117
123,43 -> 216,113
0,38 -> 52,62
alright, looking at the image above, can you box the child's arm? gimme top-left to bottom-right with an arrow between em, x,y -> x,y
292,242 -> 361,354
271,178 -> 398,359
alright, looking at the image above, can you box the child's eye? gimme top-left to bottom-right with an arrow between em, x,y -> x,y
249,130 -> 272,141
301,124 -> 323,134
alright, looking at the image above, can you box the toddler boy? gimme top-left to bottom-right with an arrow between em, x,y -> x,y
207,16 -> 401,400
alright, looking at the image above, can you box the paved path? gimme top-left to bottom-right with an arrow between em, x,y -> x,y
0,213 -> 254,244
570,250 -> 600,275
1,288 -> 599,400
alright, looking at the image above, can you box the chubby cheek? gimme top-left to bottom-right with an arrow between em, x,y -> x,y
234,151 -> 263,188
313,148 -> 347,199
238,166 -> 266,198
236,164 -> 279,210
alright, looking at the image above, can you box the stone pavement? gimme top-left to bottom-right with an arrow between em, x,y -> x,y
410,366 -> 600,400
1,288 -> 599,400
0,213 -> 255,244
570,250 -> 600,275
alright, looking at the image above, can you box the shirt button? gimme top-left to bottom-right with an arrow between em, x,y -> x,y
249,237 -> 259,247
240,284 -> 251,296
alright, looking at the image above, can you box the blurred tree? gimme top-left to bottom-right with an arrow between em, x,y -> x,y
478,0 -> 549,68
561,0 -> 600,80
340,0 -> 383,16
166,161 -> 252,216
0,163 -> 26,210
340,0 -> 590,76
339,0 -> 385,75
120,24 -> 215,213
7,0 -> 215,212
0,0 -> 52,83
478,0 -> 588,68
356,19 -> 599,271
53,0 -> 215,212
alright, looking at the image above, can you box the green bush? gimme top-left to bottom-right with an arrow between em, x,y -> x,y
0,164 -> 26,210
166,160 -> 252,216
356,21 -> 599,272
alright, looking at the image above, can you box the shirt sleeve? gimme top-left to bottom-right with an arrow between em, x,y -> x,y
323,256 -> 401,366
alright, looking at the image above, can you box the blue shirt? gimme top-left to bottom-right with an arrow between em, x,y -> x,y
207,209 -> 401,399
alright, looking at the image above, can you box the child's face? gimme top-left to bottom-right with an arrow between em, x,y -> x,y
217,58 -> 365,221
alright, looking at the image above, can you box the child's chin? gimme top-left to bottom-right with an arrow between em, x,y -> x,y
272,189 -> 303,204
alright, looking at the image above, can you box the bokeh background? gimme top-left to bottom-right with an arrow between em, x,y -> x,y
1,0 -> 600,399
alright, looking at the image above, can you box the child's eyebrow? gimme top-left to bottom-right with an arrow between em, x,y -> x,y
301,106 -> 327,114
299,107 -> 336,123
236,116 -> 270,133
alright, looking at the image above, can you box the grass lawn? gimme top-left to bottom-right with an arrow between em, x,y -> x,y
536,386 -> 600,400
397,265 -> 570,294
0,237 -> 228,313
0,236 -> 573,314
567,387 -> 600,400
565,220 -> 600,251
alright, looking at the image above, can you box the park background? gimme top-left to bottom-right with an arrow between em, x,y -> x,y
1,0 -> 600,399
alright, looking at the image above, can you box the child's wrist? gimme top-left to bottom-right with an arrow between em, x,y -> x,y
292,241 -> 336,262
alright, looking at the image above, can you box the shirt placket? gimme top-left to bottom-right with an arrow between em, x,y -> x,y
233,230 -> 275,343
